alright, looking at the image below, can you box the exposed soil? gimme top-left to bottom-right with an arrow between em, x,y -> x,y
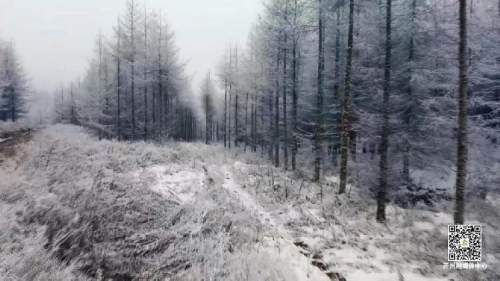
0,128 -> 32,162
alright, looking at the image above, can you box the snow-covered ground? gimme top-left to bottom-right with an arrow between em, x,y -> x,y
0,124 -> 498,280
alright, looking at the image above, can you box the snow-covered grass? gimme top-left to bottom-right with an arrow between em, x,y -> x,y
0,124 -> 498,280
225,150 -> 500,281
0,125 -> 330,280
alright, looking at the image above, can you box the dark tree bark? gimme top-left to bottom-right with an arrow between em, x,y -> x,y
224,79 -> 228,147
216,120 -> 220,142
228,48 -> 233,149
377,0 -> 392,223
116,25 -> 122,140
157,22 -> 163,138
274,49 -> 281,167
250,94 -> 254,151
204,91 -> 212,145
229,86 -> 232,149
290,0 -> 301,171
130,2 -> 136,139
245,92 -> 249,152
269,88 -> 274,160
9,87 -> 16,122
339,0 -> 354,193
291,36 -> 298,170
235,94 -> 239,145
261,95 -> 266,156
402,0 -> 416,186
143,9 -> 148,140
332,7 -> 341,166
283,4 -> 289,170
234,48 -> 239,148
454,0 -> 469,225
167,43 -> 173,136
252,97 -> 256,152
314,0 -> 325,182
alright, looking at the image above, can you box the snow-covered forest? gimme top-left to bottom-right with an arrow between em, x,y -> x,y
0,0 -> 499,280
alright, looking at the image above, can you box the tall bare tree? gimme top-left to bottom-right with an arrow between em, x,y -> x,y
376,0 -> 392,223
143,6 -> 149,140
454,0 -> 469,225
114,22 -> 123,140
339,0 -> 355,193
314,0 -> 325,182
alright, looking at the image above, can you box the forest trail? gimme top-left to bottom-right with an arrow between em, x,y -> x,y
134,154 -> 334,280
217,163 -> 346,280
207,162 -> 470,281
221,165 -> 280,230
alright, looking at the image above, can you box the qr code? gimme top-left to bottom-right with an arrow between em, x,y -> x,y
448,225 -> 482,261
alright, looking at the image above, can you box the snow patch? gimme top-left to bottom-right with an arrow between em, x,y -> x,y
137,165 -> 204,204
222,166 -> 279,228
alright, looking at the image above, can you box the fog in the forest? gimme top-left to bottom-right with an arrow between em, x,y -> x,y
0,0 -> 261,94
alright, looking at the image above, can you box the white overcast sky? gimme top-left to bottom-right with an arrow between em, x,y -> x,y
0,0 -> 262,93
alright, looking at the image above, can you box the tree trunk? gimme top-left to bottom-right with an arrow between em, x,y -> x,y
205,95 -> 210,145
228,48 -> 233,149
269,90 -> 274,160
158,66 -> 163,138
314,0 -> 325,182
283,33 -> 289,170
291,38 -> 298,171
332,7 -> 341,166
235,93 -> 239,147
290,0 -> 299,171
245,92 -> 249,152
116,27 -> 122,140
274,50 -> 280,167
234,48 -> 239,148
261,95 -> 266,157
252,96 -> 256,152
377,0 -> 392,223
143,13 -> 148,141
339,0 -> 354,193
166,88 -> 171,137
229,84 -> 232,149
454,0 -> 469,225
130,6 -> 136,140
9,88 -> 15,122
224,79 -> 228,147
250,95 -> 254,151
403,0 -> 416,187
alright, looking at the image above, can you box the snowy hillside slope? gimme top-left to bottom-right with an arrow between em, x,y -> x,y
0,125 -> 498,281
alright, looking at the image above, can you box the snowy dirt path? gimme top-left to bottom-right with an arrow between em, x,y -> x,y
220,164 -> 336,281
221,166 -> 280,231
217,162 -> 466,281
140,161 -> 334,280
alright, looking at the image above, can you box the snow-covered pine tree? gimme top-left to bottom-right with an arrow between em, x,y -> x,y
0,41 -> 28,122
